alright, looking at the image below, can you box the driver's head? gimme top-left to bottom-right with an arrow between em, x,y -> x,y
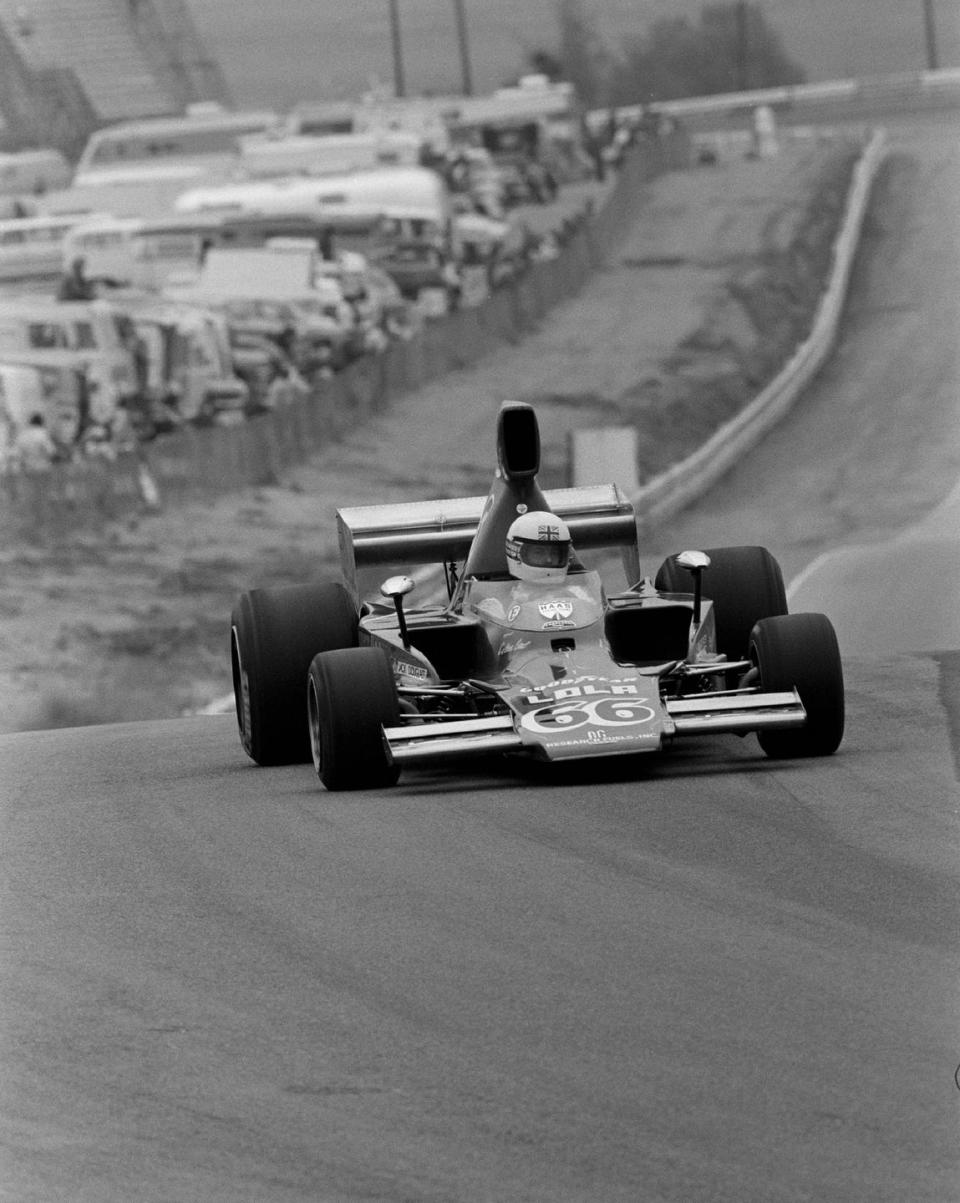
505,511 -> 571,583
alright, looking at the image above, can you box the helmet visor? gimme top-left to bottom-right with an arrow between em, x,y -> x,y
521,540 -> 570,569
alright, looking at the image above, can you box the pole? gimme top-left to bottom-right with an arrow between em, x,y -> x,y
388,0 -> 405,97
452,0 -> 473,96
735,0 -> 749,92
922,0 -> 939,70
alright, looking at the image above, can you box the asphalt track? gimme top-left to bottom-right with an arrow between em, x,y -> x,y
2,114 -> 959,1201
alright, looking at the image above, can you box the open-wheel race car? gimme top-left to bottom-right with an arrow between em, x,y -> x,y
231,401 -> 844,789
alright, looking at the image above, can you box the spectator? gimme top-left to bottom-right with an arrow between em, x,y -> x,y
12,413 -> 56,474
57,256 -> 95,301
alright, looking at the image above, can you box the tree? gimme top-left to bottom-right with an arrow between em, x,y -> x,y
612,3 -> 805,105
525,2 -> 806,108
555,0 -> 612,108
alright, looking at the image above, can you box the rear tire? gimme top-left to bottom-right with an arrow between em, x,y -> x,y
231,581 -> 358,766
655,545 -> 787,659
308,647 -> 401,790
750,612 -> 845,758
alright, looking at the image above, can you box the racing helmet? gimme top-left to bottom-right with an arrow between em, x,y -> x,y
505,511 -> 571,583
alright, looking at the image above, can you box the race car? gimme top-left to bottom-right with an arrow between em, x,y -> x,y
231,400 -> 844,789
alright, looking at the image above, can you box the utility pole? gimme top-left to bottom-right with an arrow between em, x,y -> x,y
735,0 -> 749,92
387,0 -> 405,97
452,0 -> 473,96
922,0 -> 939,69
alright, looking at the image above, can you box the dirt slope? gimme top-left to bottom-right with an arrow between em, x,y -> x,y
0,135 -> 859,734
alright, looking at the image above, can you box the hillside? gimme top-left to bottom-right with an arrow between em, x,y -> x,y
184,0 -> 958,110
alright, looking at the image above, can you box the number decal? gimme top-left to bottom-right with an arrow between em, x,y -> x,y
520,695 -> 656,736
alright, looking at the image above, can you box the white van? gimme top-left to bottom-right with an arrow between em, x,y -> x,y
0,299 -> 139,424
0,360 -> 85,463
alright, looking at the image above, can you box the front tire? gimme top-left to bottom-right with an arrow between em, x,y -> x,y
231,581 -> 358,766
750,612 -> 845,758
308,646 -> 401,790
655,545 -> 787,660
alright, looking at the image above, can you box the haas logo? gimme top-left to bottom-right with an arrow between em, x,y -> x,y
539,599 -> 573,620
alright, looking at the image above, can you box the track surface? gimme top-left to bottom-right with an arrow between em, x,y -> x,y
2,114 -> 959,1201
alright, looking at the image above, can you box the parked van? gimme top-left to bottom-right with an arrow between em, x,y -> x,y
0,360 -> 86,464
121,296 -> 248,430
0,299 -> 139,425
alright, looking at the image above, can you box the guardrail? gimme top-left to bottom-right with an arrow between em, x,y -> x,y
630,127 -> 888,529
587,67 -> 960,130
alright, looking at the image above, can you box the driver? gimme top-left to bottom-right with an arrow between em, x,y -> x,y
505,510 -> 572,583
474,511 -> 596,621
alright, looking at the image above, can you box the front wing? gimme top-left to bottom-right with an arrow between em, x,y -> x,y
384,689 -> 807,766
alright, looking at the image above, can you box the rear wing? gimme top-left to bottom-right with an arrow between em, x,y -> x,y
337,483 -> 641,597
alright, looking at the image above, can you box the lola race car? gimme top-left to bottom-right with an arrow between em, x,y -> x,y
231,401 -> 844,789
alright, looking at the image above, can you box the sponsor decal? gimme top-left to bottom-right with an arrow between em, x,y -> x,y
522,680 -> 643,706
541,619 -> 576,630
539,599 -> 574,620
499,637 -> 531,655
507,604 -> 522,623
392,657 -> 428,680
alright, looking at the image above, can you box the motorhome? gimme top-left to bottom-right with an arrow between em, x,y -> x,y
237,130 -> 424,179
175,164 -> 449,219
0,214 -> 102,283
72,104 -> 279,188
173,166 -> 460,302
38,105 -> 279,221
61,216 -> 146,285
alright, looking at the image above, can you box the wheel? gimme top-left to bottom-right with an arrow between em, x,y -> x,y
231,581 -> 358,766
750,613 -> 845,758
655,545 -> 787,659
307,646 -> 401,790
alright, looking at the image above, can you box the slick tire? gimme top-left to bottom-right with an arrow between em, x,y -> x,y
655,545 -> 787,660
231,581 -> 358,766
750,612 -> 845,758
307,646 -> 401,791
